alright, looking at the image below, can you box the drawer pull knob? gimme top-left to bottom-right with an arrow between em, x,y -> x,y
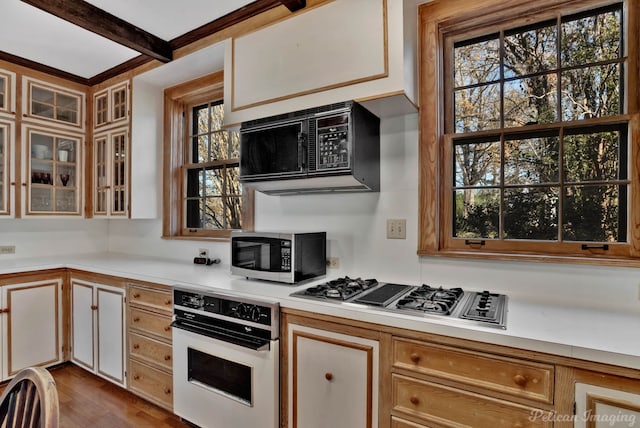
513,374 -> 527,386
325,373 -> 333,381
164,387 -> 171,395
164,326 -> 171,331
409,396 -> 420,405
133,375 -> 140,380
133,293 -> 141,298
409,353 -> 421,363
164,299 -> 172,305
133,344 -> 140,350
91,305 -> 98,310
164,355 -> 171,361
133,317 -> 140,322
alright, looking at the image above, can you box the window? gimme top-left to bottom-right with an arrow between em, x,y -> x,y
419,0 -> 640,264
185,101 -> 242,230
163,71 -> 253,240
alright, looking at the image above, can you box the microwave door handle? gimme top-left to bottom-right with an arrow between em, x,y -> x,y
298,132 -> 306,171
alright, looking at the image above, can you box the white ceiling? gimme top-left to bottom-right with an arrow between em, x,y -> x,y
0,0 -> 255,79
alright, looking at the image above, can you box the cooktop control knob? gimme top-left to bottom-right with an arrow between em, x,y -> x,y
250,306 -> 263,323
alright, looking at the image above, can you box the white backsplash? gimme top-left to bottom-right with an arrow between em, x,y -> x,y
2,112 -> 636,315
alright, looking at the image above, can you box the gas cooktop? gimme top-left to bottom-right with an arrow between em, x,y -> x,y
290,276 -> 507,329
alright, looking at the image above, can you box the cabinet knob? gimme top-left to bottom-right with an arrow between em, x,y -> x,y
133,317 -> 140,322
133,293 -> 141,298
91,305 -> 98,310
409,353 -> 421,363
0,308 -> 9,314
409,396 -> 420,406
132,344 -> 140,350
164,387 -> 171,395
164,325 -> 171,331
324,372 -> 333,381
513,374 -> 527,387
164,355 -> 171,361
133,375 -> 140,380
164,299 -> 172,305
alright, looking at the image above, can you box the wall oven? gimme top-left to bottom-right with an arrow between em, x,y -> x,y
172,287 -> 279,428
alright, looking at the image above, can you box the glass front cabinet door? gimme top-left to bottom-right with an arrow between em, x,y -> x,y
24,78 -> 84,131
94,129 -> 128,217
93,81 -> 129,130
25,127 -> 81,215
0,121 -> 12,215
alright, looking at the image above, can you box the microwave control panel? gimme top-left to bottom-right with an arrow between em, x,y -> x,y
280,241 -> 291,271
316,113 -> 350,170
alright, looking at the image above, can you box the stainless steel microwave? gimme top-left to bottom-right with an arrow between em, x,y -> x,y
239,101 -> 380,195
230,231 -> 326,283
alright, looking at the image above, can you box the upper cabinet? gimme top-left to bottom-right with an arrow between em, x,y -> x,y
22,125 -> 82,215
22,77 -> 85,131
94,81 -> 130,130
224,0 -> 419,125
0,120 -> 13,216
0,69 -> 16,118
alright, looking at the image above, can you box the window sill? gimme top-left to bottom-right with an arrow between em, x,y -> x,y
417,249 -> 640,268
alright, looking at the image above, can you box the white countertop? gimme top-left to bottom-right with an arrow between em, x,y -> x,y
2,252 -> 639,370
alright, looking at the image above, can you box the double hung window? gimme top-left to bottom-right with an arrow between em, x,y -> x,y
419,1 -> 640,263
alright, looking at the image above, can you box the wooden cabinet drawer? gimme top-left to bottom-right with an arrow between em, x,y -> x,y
392,374 -> 551,428
129,360 -> 173,410
129,307 -> 172,340
129,331 -> 172,371
393,338 -> 553,403
127,285 -> 172,313
391,416 -> 429,428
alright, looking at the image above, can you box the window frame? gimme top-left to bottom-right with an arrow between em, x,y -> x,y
418,0 -> 640,265
162,71 -> 254,240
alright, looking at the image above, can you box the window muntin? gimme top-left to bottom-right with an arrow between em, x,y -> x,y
184,101 -> 242,231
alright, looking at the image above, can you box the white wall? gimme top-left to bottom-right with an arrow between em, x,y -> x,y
0,219 -> 108,258
105,112 -> 640,314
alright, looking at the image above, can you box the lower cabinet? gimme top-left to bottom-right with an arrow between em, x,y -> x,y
285,318 -> 379,428
0,276 -> 63,380
391,337 -> 554,428
70,278 -> 126,386
573,370 -> 640,428
126,282 -> 174,411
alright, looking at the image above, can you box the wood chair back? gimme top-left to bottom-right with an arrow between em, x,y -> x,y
0,367 -> 59,428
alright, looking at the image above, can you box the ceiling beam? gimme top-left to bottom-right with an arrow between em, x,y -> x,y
279,0 -> 306,12
20,0 -> 173,63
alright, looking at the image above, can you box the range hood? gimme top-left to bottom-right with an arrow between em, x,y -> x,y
239,101 -> 380,195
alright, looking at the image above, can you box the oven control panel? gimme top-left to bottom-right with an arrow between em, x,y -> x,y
173,288 -> 278,328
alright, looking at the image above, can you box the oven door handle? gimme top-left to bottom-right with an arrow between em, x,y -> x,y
171,320 -> 271,352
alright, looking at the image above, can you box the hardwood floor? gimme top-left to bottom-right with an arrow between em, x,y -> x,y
1,364 -> 192,428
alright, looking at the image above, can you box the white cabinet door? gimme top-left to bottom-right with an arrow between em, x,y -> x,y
71,279 -> 125,387
71,281 -> 95,370
1,279 -> 62,380
288,324 -> 379,428
575,383 -> 640,427
96,286 -> 125,383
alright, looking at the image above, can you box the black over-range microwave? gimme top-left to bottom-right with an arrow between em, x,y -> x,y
230,231 -> 327,283
239,101 -> 380,195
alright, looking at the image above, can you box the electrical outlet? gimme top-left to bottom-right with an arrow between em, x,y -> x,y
0,245 -> 15,255
386,219 -> 406,239
326,257 -> 340,269
198,248 -> 208,259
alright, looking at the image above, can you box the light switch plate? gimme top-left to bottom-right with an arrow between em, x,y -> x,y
386,219 -> 406,239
